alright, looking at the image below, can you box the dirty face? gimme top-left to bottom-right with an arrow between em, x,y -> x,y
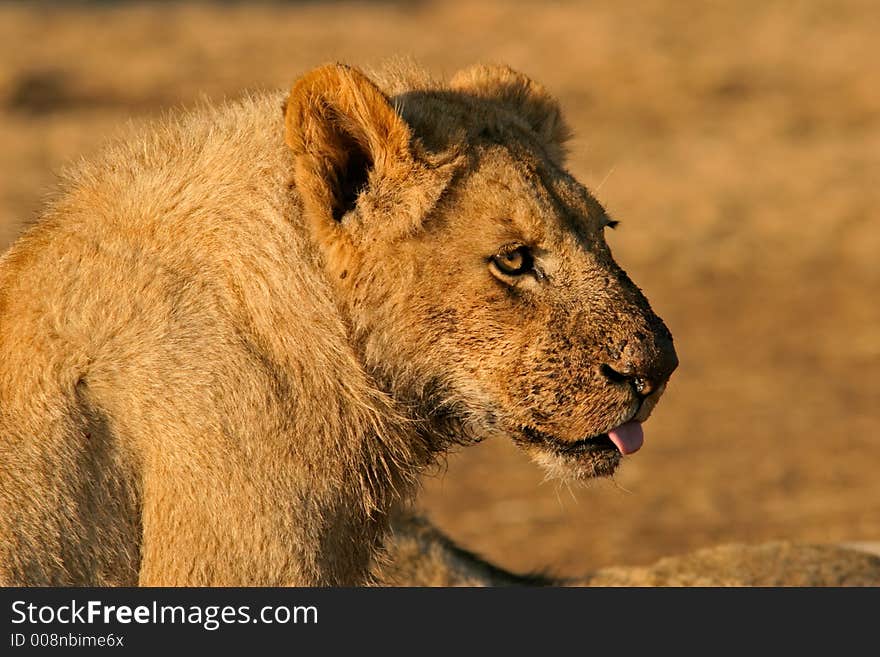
375,146 -> 677,479
285,63 -> 678,480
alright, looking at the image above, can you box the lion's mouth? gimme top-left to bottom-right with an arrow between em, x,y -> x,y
517,421 -> 644,479
521,425 -> 614,454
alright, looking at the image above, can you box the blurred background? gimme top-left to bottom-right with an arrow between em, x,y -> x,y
1,0 -> 877,577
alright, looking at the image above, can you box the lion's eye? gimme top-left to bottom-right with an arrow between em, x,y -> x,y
491,246 -> 534,276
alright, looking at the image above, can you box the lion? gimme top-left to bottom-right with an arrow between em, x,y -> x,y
0,62 -> 678,586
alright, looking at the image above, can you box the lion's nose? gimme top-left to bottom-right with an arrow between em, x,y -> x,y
600,364 -> 660,396
600,333 -> 678,397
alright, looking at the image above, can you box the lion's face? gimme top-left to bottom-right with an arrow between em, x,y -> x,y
285,63 -> 677,480
369,146 -> 676,479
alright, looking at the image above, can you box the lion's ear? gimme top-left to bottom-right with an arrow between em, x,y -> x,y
450,64 -> 571,165
285,64 -> 414,227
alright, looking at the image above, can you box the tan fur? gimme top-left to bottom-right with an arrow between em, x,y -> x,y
375,510 -> 554,586
380,514 -> 880,587
0,63 -> 676,585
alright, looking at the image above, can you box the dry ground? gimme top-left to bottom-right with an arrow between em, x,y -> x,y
1,0 -> 878,578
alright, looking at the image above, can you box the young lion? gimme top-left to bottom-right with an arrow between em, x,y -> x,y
0,63 -> 677,586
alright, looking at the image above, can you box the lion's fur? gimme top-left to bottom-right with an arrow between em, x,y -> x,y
0,62 -> 676,585
375,511 -> 555,587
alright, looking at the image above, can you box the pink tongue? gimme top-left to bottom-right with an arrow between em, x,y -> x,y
607,421 -> 644,455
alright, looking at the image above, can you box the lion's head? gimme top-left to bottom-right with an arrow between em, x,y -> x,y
285,63 -> 678,480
